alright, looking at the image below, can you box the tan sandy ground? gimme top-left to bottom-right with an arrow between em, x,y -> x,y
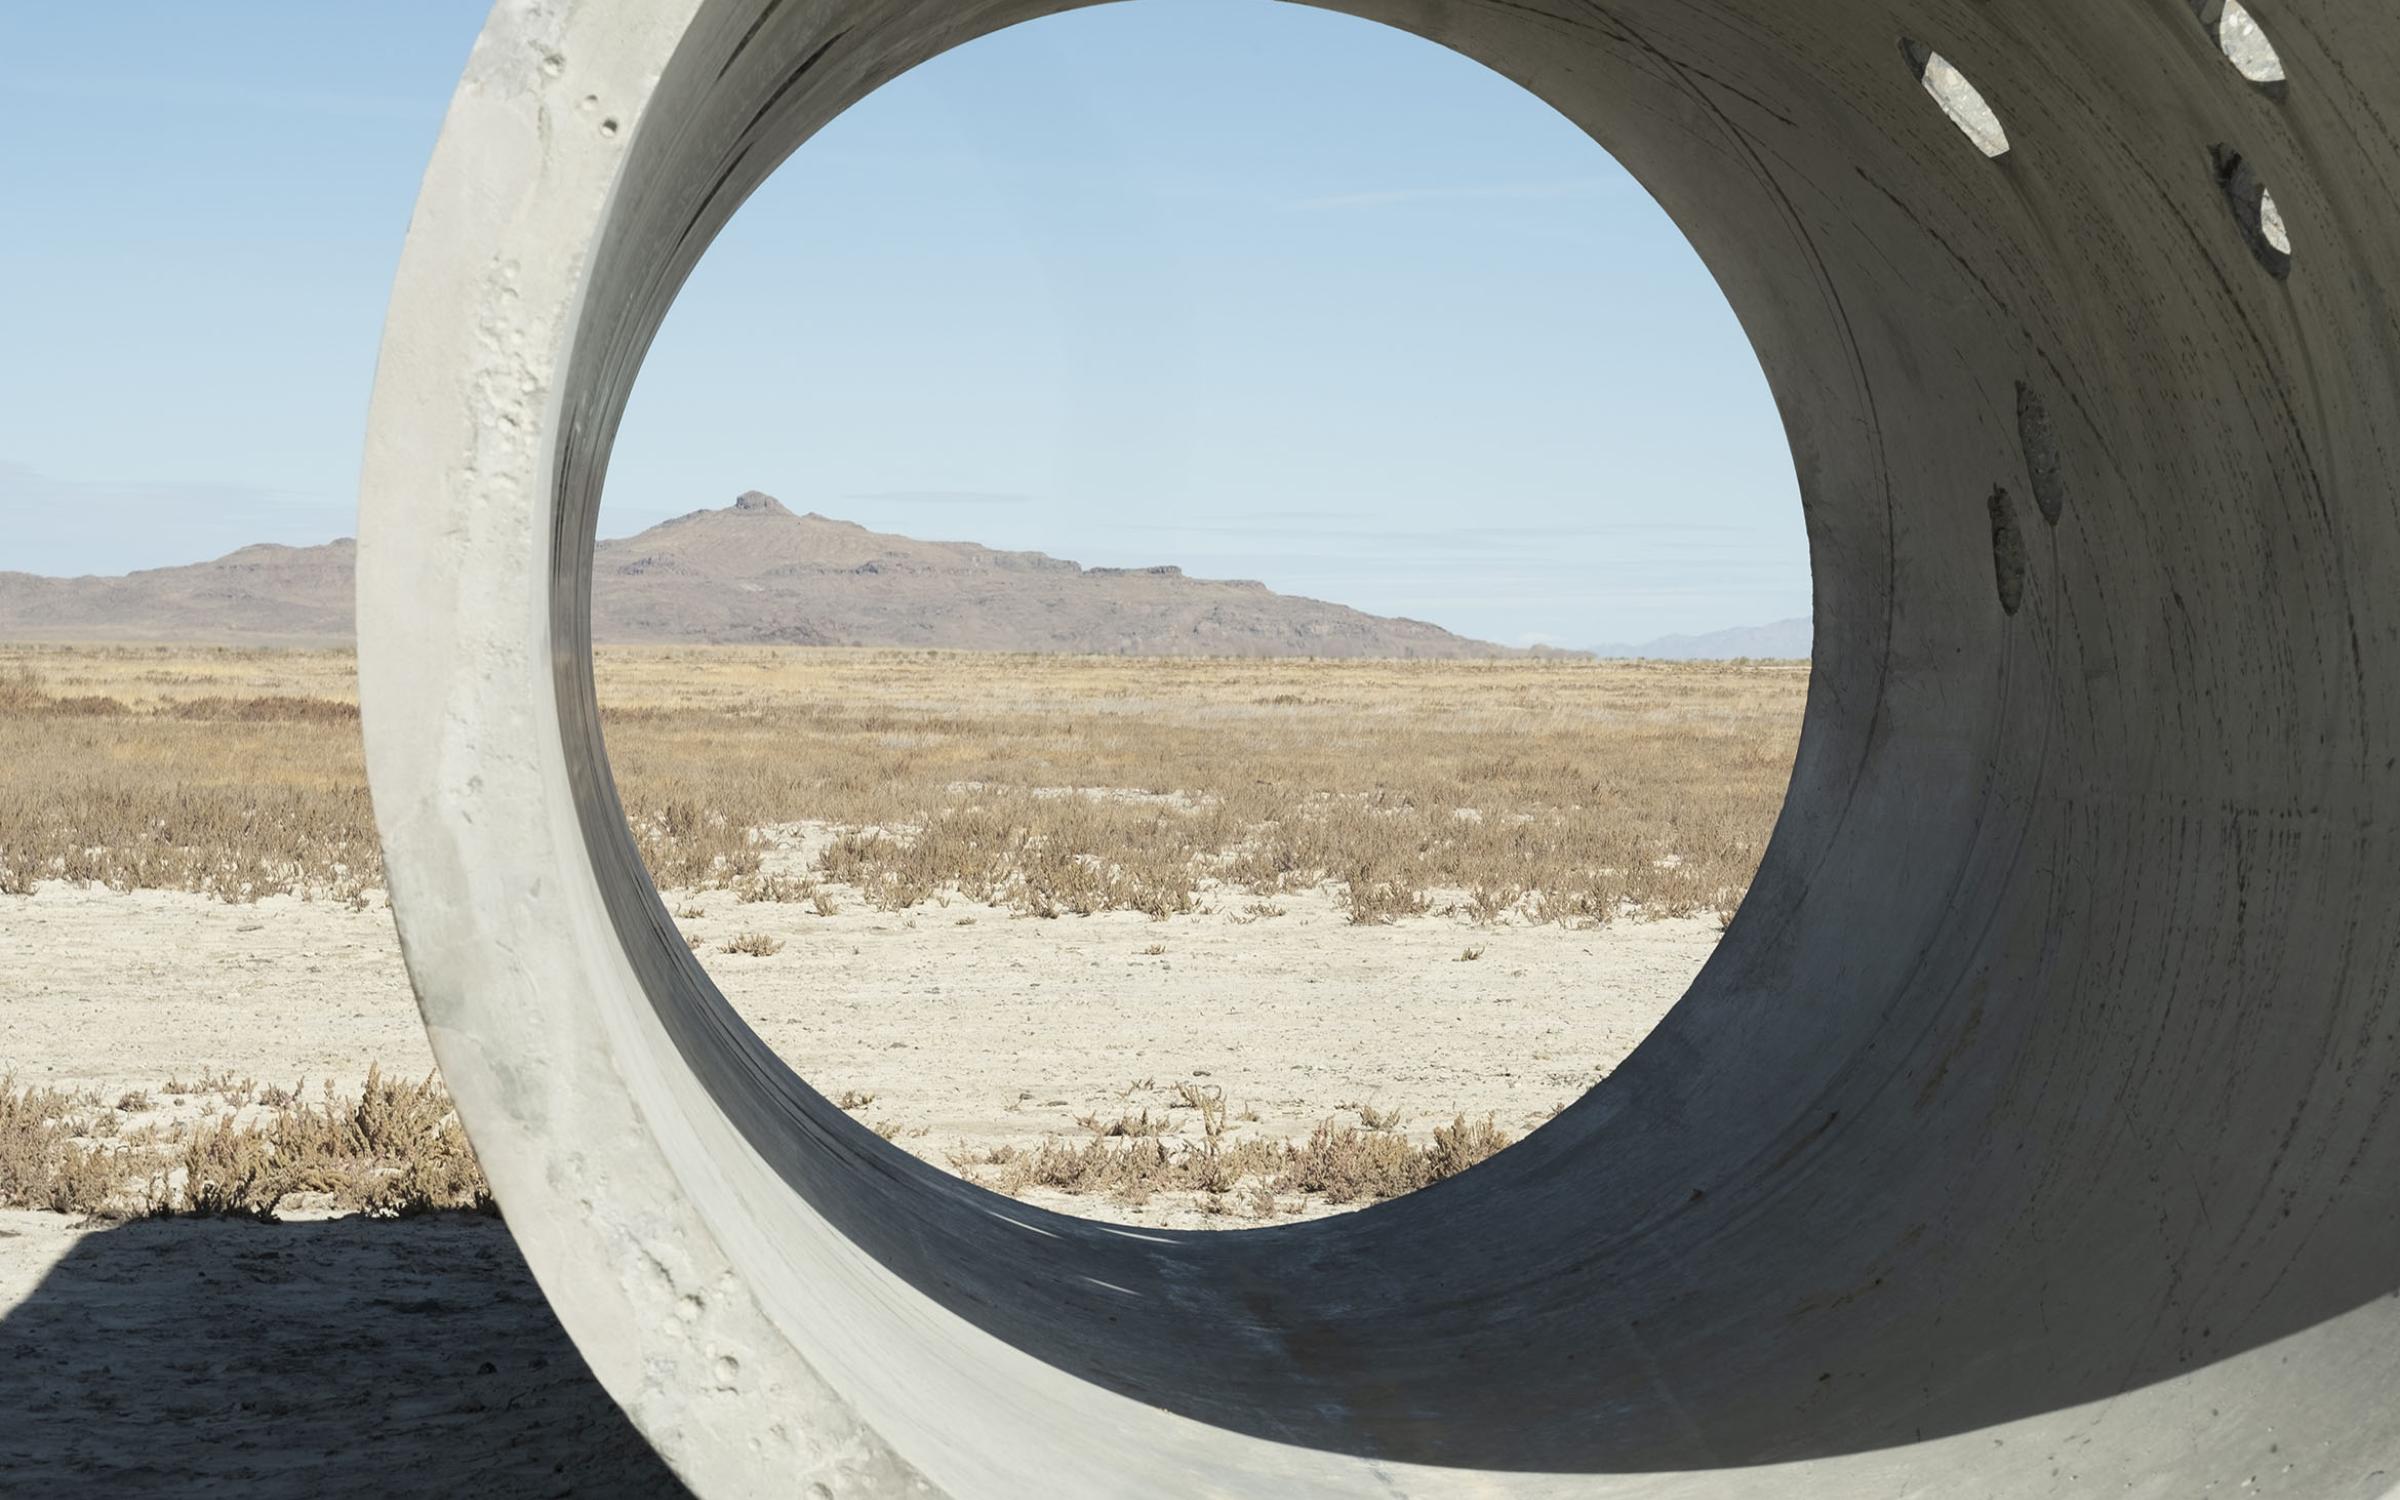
0,644 -> 1777,1489
0,859 -> 1713,1224
0,844 -> 1711,1493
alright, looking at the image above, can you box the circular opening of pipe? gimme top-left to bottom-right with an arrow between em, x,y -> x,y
2214,143 -> 2295,277
1901,39 -> 2012,159
589,3 -> 1808,1232
2194,0 -> 2289,88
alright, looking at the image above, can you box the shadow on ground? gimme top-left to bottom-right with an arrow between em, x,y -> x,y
0,1212 -> 687,1498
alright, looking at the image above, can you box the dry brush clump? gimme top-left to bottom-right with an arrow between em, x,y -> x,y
0,646 -> 1805,923
949,1080 -> 1517,1217
0,1066 -> 490,1221
1277,1113 -> 1514,1205
0,1081 -> 137,1216
179,1066 -> 492,1220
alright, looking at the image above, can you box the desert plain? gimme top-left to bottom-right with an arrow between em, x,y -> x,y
0,642 -> 1803,1491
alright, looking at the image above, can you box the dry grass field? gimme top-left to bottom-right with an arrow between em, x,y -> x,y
0,643 -> 1806,1224
0,644 -> 1805,921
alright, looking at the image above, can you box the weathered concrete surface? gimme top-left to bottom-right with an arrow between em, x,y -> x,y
356,1 -> 2400,1495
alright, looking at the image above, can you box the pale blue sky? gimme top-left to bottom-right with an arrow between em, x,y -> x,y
0,1 -> 1805,647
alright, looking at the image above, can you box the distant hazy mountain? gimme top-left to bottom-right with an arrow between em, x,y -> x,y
0,539 -> 359,645
1594,617 -> 1812,661
0,491 -> 1538,660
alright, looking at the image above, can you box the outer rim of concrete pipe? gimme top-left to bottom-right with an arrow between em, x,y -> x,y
359,2 -> 2400,1496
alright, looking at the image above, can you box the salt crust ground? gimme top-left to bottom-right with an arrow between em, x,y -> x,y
0,880 -> 1712,1493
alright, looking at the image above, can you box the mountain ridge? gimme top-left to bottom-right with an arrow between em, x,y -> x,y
1592,617 -> 1811,661
0,493 -> 1552,660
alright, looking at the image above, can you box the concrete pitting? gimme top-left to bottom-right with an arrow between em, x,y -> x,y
358,2 -> 2400,1495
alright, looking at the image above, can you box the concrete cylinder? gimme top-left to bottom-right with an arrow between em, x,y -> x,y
356,1 -> 2400,1494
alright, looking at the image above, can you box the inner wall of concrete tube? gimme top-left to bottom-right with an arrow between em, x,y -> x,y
356,0 -> 2400,1494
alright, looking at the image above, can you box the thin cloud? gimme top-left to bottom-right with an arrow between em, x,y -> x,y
1291,177 -> 1617,211
2,70 -> 430,124
846,490 -> 1034,506
1098,520 -> 1766,545
0,461 -> 338,578
1197,509 -> 1364,524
